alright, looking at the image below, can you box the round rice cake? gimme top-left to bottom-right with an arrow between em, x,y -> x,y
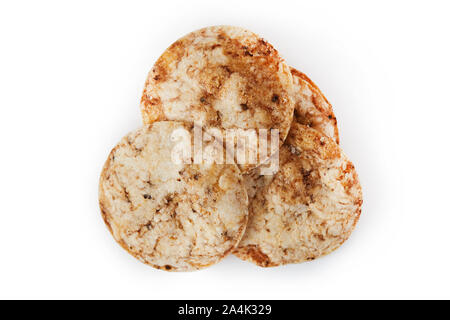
99,121 -> 248,271
234,123 -> 362,267
140,26 -> 295,172
290,67 -> 339,144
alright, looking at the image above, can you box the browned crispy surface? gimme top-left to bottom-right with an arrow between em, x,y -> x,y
141,26 -> 294,172
290,67 -> 339,144
235,123 -> 362,267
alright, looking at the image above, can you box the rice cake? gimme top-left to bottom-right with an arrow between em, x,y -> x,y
234,123 -> 362,267
99,121 -> 249,271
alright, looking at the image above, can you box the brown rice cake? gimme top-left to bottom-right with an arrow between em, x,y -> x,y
99,121 -> 248,271
243,68 -> 340,200
234,123 -> 362,267
140,26 -> 295,172
290,67 -> 339,143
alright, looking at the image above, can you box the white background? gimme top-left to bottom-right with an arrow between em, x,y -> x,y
1,0 -> 449,300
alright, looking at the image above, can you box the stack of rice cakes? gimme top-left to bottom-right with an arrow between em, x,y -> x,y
99,26 -> 362,271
